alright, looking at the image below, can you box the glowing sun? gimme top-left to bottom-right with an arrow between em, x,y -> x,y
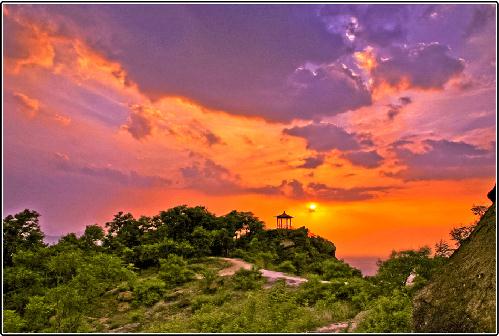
308,203 -> 317,212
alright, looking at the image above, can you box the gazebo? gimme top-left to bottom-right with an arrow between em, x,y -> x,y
276,211 -> 293,229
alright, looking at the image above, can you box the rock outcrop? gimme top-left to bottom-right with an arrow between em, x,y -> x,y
412,198 -> 496,332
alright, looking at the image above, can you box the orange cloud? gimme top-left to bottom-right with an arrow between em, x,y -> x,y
354,46 -> 377,73
13,92 -> 39,118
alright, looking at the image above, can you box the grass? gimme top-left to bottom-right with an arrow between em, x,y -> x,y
84,257 -> 358,333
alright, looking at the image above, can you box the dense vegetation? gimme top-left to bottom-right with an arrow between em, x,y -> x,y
2,203 -> 489,333
413,204 -> 496,332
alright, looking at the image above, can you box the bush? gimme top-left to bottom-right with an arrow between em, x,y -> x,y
3,310 -> 27,332
199,268 -> 223,293
24,296 -> 55,331
232,268 -> 264,290
132,278 -> 167,306
356,290 -> 413,332
321,259 -> 361,280
158,254 -> 195,287
277,260 -> 297,274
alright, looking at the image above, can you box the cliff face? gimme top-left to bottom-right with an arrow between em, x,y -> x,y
413,203 -> 496,332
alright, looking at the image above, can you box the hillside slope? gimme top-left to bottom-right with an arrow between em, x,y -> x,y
413,203 -> 496,332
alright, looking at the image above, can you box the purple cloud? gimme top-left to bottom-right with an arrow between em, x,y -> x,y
373,43 -> 465,90
297,155 -> 325,169
53,152 -> 171,187
342,150 -> 384,169
180,158 -> 242,194
392,139 -> 495,180
320,4 -> 411,47
284,123 -> 385,168
464,5 -> 496,38
249,179 -> 394,201
308,182 -> 394,201
386,96 -> 412,120
284,123 -> 361,152
203,130 -> 223,146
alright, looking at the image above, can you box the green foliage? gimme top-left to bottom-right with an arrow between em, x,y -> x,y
80,224 -> 105,249
356,290 -> 413,332
3,310 -> 27,332
3,206 -> 452,333
373,246 -> 438,294
132,278 -> 166,306
24,296 -> 55,332
198,268 -> 222,293
46,284 -> 90,332
277,260 -> 297,273
321,258 -> 362,280
231,267 -> 264,290
3,209 -> 45,266
158,254 -> 195,287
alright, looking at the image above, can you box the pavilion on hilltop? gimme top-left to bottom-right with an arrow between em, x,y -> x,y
275,211 -> 293,229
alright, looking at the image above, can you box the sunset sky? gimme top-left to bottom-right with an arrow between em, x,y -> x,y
3,4 -> 496,260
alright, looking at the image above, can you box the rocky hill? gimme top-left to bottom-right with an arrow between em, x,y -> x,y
413,201 -> 496,332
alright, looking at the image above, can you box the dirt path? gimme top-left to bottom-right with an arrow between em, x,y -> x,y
218,258 -> 363,333
218,257 -> 253,276
218,257 -> 328,286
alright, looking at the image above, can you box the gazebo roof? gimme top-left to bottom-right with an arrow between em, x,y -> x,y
276,211 -> 293,218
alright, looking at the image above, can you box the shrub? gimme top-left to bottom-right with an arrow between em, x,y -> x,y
3,310 -> 27,332
24,296 -> 55,331
199,268 -> 222,293
321,259 -> 361,280
158,254 -> 195,287
232,268 -> 264,290
132,278 -> 166,306
356,290 -> 413,332
277,260 -> 297,274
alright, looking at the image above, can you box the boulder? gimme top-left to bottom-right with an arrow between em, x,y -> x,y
117,291 -> 133,302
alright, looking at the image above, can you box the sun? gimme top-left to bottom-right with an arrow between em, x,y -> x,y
308,203 -> 317,212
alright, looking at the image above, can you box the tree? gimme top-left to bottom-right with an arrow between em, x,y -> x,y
471,204 -> 488,221
81,224 -> 104,247
449,225 -> 474,247
3,209 -> 46,266
374,247 -> 435,293
104,212 -> 142,250
434,239 -> 453,258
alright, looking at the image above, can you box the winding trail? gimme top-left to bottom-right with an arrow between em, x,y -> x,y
217,258 -> 360,333
218,257 -> 328,286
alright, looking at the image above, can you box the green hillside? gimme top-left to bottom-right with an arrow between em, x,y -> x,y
413,203 -> 496,332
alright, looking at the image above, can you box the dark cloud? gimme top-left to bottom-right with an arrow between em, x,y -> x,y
319,4 -> 411,47
342,150 -> 384,169
373,43 -> 465,90
308,182 -> 394,201
386,96 -> 412,120
464,5 -> 496,38
297,155 -> 325,169
203,130 -> 223,146
284,123 -> 361,152
283,123 -> 385,168
98,5 -> 359,122
180,158 -> 241,194
392,139 -> 495,180
53,152 -> 171,187
124,106 -> 152,140
249,178 -> 394,201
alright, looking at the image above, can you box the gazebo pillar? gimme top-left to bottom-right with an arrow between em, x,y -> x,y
275,211 -> 294,230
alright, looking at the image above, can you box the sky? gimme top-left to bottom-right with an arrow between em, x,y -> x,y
3,4 -> 496,259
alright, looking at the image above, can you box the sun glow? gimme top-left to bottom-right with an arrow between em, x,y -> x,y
308,202 -> 317,212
